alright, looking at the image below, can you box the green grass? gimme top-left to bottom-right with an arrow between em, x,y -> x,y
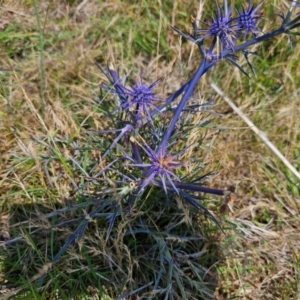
1,0 -> 300,299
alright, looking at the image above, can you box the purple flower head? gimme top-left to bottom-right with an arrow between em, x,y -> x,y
121,76 -> 163,123
237,0 -> 264,40
98,63 -> 163,124
199,2 -> 239,51
129,136 -> 183,196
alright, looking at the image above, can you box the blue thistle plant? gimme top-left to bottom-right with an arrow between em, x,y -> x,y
87,0 -> 300,248
5,1 -> 300,295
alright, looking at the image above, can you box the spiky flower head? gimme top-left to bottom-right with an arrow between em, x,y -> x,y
121,76 -> 162,123
237,0 -> 264,40
199,2 -> 239,51
98,64 -> 163,124
129,136 -> 183,196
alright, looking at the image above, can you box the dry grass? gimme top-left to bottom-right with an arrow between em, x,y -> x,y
1,0 -> 300,299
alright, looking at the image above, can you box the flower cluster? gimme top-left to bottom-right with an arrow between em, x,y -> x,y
94,0 -> 300,209
97,63 -> 224,204
35,0 -> 300,278
199,0 -> 264,47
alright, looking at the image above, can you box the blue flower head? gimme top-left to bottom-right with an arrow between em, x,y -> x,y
98,63 -> 163,125
129,136 -> 183,196
237,0 -> 264,40
122,76 -> 162,123
199,2 -> 239,51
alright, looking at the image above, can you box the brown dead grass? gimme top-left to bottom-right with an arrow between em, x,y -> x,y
1,0 -> 300,299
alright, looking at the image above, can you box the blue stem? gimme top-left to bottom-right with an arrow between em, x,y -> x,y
158,59 -> 207,155
131,140 -> 142,164
173,182 -> 224,195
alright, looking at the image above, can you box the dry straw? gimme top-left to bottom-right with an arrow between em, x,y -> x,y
211,83 -> 300,182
